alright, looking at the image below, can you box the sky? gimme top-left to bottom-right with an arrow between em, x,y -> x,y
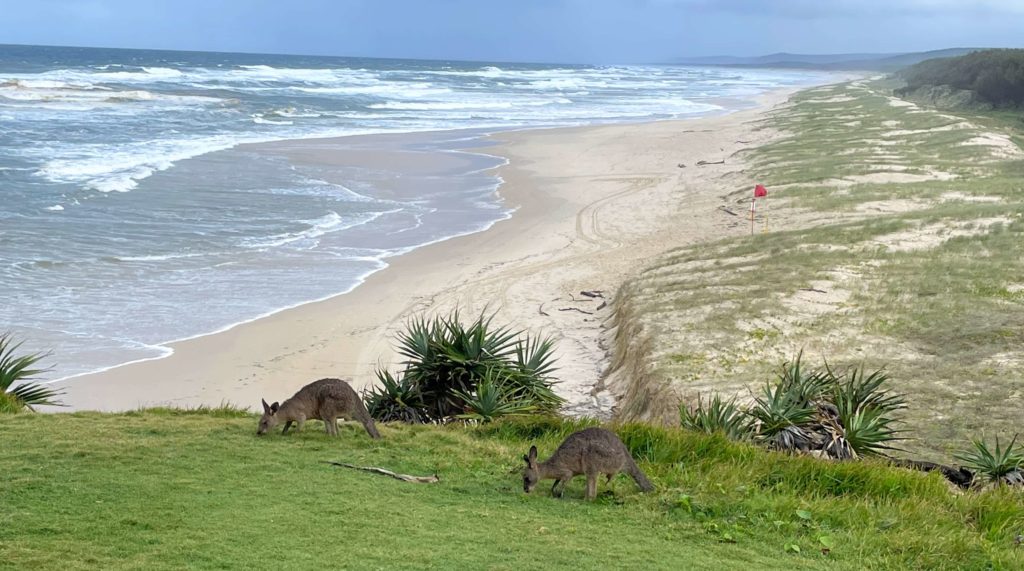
1,0 -> 1023,63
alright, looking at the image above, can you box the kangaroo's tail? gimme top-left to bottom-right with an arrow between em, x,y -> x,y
352,398 -> 382,439
626,457 -> 655,492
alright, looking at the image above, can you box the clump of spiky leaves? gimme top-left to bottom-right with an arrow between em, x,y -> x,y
370,311 -> 561,423
829,365 -> 906,457
696,353 -> 906,460
454,369 -> 537,423
0,333 -> 63,412
748,380 -> 816,449
776,350 -> 832,406
364,369 -> 426,424
681,394 -> 754,440
954,435 -> 1024,487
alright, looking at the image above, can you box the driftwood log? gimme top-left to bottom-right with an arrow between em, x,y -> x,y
886,457 -> 974,489
323,461 -> 439,483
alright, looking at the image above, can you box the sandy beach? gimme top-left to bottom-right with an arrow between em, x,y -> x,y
55,88 -> 800,414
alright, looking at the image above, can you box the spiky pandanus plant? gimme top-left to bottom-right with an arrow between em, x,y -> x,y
681,394 -> 755,441
827,365 -> 906,457
453,368 -> 537,423
748,380 -> 817,452
0,333 -> 63,412
370,311 -> 561,422
954,435 -> 1024,487
737,353 -> 906,460
364,369 -> 426,423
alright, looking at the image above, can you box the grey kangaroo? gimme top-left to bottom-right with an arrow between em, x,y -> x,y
257,378 -> 380,439
522,427 -> 654,500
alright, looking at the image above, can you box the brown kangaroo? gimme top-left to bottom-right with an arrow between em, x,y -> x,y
257,378 -> 380,439
522,427 -> 654,500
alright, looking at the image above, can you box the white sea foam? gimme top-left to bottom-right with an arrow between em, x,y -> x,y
240,210 -> 390,249
33,134 -> 259,192
116,252 -> 212,262
252,114 -> 293,125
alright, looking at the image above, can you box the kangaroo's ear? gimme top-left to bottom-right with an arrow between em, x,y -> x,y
270,402 -> 280,413
528,445 -> 538,461
261,399 -> 271,414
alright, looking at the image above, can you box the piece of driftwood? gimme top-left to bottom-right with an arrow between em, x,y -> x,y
886,458 -> 973,489
735,139 -> 752,144
677,162 -> 686,168
580,290 -> 604,298
538,303 -> 549,316
559,307 -> 594,315
322,461 -> 439,483
799,288 -> 828,294
718,206 -> 739,217
596,301 -> 608,311
568,293 -> 593,302
696,159 -> 726,166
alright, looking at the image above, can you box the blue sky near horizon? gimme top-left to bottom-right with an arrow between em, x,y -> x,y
1,0 -> 1023,63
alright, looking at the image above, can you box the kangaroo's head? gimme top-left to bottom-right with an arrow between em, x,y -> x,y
522,445 -> 540,493
257,398 -> 281,435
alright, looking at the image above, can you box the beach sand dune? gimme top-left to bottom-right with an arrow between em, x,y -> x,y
56,90 -> 798,415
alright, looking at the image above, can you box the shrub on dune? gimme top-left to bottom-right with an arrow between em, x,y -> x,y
368,311 -> 562,423
954,435 -> 1024,488
681,352 -> 905,460
680,394 -> 754,440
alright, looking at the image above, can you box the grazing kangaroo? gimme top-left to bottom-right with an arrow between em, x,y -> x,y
257,378 -> 380,439
522,427 -> 655,500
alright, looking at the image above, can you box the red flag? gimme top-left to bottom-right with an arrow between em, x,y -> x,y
754,184 -> 768,198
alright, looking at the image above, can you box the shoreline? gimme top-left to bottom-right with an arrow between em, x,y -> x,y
52,85 -> 809,414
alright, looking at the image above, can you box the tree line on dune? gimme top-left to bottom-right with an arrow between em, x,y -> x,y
898,48 -> 1024,109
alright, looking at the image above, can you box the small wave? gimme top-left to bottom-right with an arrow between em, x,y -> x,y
270,107 -> 322,118
240,210 -> 390,250
230,65 -> 367,84
33,134 -> 263,193
369,101 -> 513,111
44,204 -> 64,211
0,79 -> 218,106
115,252 -> 211,262
252,114 -> 293,125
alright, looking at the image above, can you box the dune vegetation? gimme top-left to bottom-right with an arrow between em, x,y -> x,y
608,78 -> 1024,464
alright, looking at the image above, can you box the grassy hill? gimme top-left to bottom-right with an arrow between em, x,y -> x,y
1,410 -> 1022,570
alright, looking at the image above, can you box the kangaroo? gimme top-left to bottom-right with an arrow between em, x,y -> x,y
257,378 -> 380,439
522,427 -> 654,500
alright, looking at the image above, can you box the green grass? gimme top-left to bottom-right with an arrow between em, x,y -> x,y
609,80 -> 1024,460
2,411 -> 1023,570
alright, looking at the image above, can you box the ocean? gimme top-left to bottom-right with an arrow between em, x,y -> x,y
0,44 -> 828,380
